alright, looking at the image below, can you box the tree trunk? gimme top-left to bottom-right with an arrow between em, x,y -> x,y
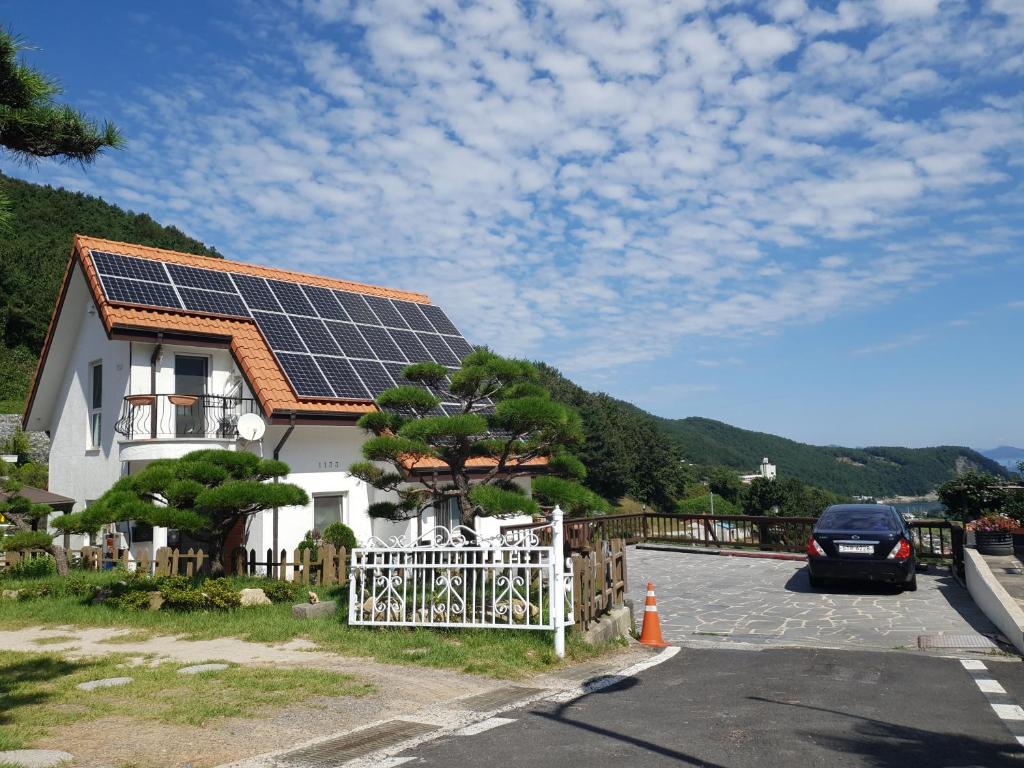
49,544 -> 69,577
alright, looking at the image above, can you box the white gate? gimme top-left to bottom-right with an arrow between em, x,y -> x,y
348,507 -> 574,655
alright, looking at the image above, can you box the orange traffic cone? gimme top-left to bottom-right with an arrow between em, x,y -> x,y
638,581 -> 669,647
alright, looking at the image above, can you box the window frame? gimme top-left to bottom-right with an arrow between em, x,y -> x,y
88,360 -> 103,449
312,492 -> 348,535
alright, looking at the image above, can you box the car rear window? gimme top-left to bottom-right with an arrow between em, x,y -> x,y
817,508 -> 898,531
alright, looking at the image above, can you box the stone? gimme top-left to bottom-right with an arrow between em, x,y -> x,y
2,589 -> 20,600
76,676 -> 133,691
148,591 -> 164,611
239,588 -> 271,607
292,599 -> 336,619
0,749 -> 74,767
177,663 -> 229,675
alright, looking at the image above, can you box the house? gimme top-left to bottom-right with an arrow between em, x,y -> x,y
23,235 -> 534,564
739,457 -> 777,485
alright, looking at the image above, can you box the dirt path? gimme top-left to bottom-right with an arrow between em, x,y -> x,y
1,626 -> 642,768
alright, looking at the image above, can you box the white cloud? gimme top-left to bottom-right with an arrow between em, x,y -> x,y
875,0 -> 941,23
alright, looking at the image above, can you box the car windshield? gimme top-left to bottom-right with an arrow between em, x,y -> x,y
817,508 -> 898,531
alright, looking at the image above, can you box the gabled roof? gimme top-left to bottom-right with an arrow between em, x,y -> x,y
25,235 -> 437,423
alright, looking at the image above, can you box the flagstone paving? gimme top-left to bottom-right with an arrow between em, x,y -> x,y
627,548 -> 1002,651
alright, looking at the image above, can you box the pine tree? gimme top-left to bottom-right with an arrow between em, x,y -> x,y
0,28 -> 123,229
350,350 -> 600,527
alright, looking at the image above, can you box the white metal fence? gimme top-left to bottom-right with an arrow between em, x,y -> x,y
348,509 -> 574,653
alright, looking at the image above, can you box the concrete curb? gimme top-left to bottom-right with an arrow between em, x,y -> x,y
965,547 -> 1024,655
636,543 -> 806,562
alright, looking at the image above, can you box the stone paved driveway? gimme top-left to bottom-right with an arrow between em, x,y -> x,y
626,548 -> 1001,650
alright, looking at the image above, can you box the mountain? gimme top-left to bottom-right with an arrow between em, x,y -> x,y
656,416 -> 1009,497
981,446 -> 1024,475
0,174 -> 220,410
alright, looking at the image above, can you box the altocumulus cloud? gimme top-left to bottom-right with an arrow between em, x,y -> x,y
46,0 -> 1024,377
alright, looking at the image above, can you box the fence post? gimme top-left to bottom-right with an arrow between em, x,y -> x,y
552,505 -> 565,659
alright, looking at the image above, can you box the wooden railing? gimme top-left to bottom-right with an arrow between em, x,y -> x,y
502,514 -> 964,569
572,538 -> 627,630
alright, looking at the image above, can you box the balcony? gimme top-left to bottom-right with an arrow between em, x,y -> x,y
115,394 -> 262,461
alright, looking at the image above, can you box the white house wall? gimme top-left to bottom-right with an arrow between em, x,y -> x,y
47,298 -> 128,515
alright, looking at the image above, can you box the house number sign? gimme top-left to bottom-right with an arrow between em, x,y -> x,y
316,460 -> 343,470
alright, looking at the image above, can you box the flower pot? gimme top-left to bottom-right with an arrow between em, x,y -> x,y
976,531 -> 1013,556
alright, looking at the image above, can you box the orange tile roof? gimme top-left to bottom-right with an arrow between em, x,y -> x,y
33,235 -> 436,419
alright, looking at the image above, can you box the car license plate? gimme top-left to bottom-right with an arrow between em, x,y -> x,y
838,544 -> 874,554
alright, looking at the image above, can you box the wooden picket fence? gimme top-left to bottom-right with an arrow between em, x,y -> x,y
232,544 -> 349,586
571,538 -> 627,630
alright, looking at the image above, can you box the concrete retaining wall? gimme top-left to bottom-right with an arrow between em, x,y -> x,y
965,547 -> 1024,654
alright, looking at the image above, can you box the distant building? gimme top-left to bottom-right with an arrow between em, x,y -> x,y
740,457 -> 777,484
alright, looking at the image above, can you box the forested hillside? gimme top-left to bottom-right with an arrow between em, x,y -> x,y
656,416 -> 1007,497
0,174 -> 220,409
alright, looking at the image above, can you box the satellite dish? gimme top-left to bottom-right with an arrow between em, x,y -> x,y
236,413 -> 266,441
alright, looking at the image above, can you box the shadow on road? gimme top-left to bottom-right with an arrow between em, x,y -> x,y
530,676 -> 730,768
749,695 -> 1020,767
783,567 -> 903,596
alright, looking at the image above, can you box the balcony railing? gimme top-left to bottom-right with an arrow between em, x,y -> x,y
115,394 -> 261,440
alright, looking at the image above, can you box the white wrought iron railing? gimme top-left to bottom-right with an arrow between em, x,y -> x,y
349,507 -> 574,655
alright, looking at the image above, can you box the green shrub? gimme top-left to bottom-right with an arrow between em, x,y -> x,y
16,583 -> 51,600
202,578 -> 241,610
107,590 -> 152,611
62,575 -> 101,599
158,582 -> 208,611
4,555 -> 57,579
297,530 -> 319,561
260,580 -> 298,603
322,522 -> 357,551
676,493 -> 739,516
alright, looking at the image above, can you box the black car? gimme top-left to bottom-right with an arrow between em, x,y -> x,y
806,504 -> 917,591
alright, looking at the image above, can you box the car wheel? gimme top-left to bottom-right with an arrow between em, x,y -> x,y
809,575 -> 825,588
904,575 -> 917,592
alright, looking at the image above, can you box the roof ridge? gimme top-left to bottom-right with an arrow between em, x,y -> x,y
73,234 -> 431,303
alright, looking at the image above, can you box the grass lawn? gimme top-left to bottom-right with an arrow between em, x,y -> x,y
0,650 -> 372,751
0,571 -> 619,680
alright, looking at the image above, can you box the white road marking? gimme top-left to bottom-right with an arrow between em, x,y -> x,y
453,717 -> 516,736
992,704 -> 1024,721
960,659 -> 987,670
374,759 -> 416,767
977,678 -> 1007,694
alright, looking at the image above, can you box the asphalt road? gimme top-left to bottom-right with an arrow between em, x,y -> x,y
397,647 -> 1024,767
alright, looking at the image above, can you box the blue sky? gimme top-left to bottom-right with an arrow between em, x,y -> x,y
1,0 -> 1022,450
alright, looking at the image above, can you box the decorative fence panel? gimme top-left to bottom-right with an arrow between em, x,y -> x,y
572,538 -> 627,630
348,525 -> 573,631
231,544 -> 348,586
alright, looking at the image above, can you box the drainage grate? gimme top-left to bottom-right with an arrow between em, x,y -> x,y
277,720 -> 438,766
918,633 -> 997,650
456,685 -> 546,712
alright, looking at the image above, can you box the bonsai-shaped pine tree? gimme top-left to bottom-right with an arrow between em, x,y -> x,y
53,449 -> 308,574
0,29 -> 123,229
0,462 -> 68,574
349,349 -> 603,528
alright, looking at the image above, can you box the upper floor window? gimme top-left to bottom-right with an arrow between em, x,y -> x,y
88,361 -> 102,449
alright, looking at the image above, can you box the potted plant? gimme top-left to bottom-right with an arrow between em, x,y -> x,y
970,513 -> 1016,556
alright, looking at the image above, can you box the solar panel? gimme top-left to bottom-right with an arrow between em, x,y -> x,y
88,249 -> 479,403
324,321 -> 374,359
334,291 -> 378,325
350,359 -> 396,395
362,295 -> 408,329
443,335 -> 474,361
358,326 -> 405,362
178,287 -> 249,317
388,329 -> 433,363
290,316 -> 341,355
302,285 -> 350,321
277,353 -> 334,398
419,303 -> 462,336
167,263 -> 236,293
252,312 -> 306,353
91,251 -> 170,283
417,333 -> 460,366
101,277 -> 181,309
232,274 -> 281,312
268,279 -> 317,316
391,300 -> 435,332
316,356 -> 371,399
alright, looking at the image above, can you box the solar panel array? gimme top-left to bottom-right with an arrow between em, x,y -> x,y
89,250 -> 477,409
